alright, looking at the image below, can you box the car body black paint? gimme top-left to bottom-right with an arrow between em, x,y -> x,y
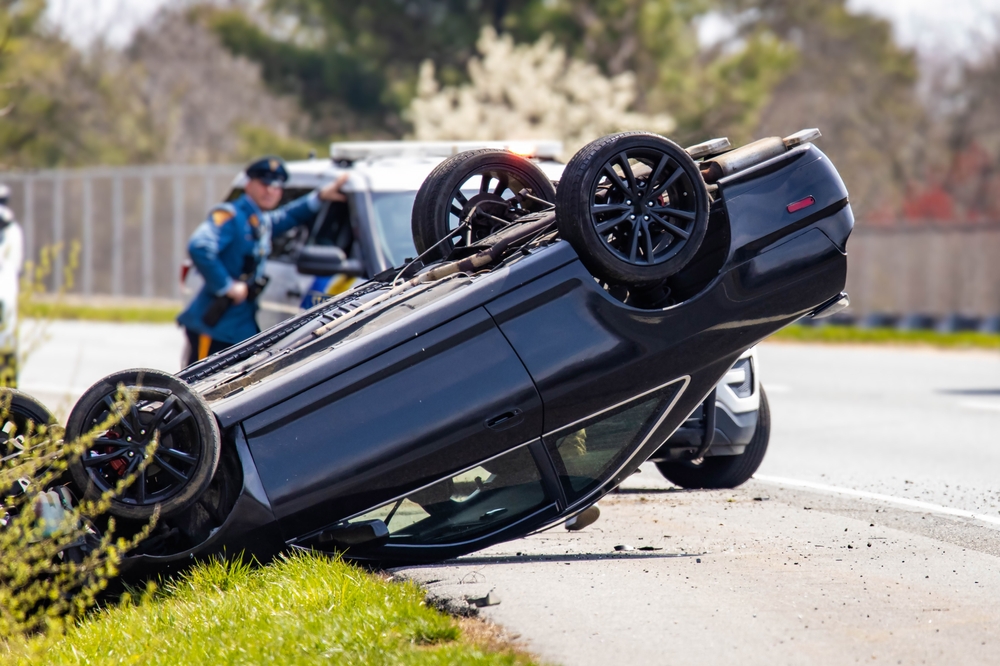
118,143 -> 852,572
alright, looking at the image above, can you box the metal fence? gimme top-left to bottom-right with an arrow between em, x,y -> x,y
0,164 -> 239,299
846,225 -> 1000,318
0,164 -> 998,318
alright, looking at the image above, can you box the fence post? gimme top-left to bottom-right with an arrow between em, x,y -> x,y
82,176 -> 93,296
172,175 -> 185,299
52,174 -> 64,293
23,178 -> 33,271
142,174 -> 154,298
112,174 -> 123,296
203,173 -> 215,217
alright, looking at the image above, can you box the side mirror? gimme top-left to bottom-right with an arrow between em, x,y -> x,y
296,245 -> 365,277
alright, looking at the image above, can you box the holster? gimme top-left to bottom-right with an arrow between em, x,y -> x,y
201,275 -> 270,328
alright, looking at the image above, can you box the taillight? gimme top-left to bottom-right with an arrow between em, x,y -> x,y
787,196 -> 816,213
180,260 -> 191,285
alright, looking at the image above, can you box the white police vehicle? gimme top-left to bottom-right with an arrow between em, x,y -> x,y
219,140 -> 567,331
184,139 -> 769,489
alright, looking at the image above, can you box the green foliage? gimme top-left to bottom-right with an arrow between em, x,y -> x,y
0,389 -> 157,654
772,325 -> 1000,350
720,0 -> 924,217
207,0 -> 796,145
18,300 -> 181,324
0,2 -> 158,168
237,124 -> 320,162
7,551 -> 534,665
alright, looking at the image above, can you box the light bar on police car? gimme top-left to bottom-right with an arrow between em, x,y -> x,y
330,140 -> 563,162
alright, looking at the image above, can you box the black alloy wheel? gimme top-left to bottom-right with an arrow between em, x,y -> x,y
411,149 -> 557,262
556,132 -> 710,285
0,390 -> 57,464
66,369 -> 220,520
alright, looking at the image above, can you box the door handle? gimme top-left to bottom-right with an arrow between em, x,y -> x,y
486,409 -> 524,431
286,289 -> 302,299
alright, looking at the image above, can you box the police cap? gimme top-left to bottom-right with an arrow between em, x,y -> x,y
245,156 -> 289,186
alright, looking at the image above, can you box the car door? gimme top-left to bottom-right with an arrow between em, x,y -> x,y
259,199 -> 362,331
241,308 -> 547,541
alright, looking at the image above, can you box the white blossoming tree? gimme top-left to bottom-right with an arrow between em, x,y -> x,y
408,27 -> 675,159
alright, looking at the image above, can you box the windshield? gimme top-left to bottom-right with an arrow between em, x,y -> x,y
369,191 -> 419,266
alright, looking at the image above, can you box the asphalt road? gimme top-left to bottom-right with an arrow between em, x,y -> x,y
18,322 -> 1000,664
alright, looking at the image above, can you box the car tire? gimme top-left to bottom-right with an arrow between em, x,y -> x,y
66,368 -> 221,520
556,132 -> 710,285
0,389 -> 58,456
656,386 -> 770,489
411,149 -> 557,262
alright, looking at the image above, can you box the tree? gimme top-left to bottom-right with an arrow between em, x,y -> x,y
209,0 -> 793,146
409,27 -> 674,158
508,0 -> 795,145
126,8 -> 315,163
722,0 -> 926,218
0,0 -> 157,168
205,0 -> 536,138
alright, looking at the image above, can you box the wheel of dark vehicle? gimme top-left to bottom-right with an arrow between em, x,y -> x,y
0,389 -> 58,461
656,386 -> 770,489
556,132 -> 710,284
411,149 -> 557,261
66,369 -> 220,520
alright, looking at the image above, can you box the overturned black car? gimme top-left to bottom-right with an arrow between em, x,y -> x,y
13,130 -> 852,569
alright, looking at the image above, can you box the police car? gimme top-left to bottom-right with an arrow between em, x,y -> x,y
183,139 -> 770,490
200,141 -> 567,331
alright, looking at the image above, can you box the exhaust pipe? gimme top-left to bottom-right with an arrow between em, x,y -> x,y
701,128 -> 822,184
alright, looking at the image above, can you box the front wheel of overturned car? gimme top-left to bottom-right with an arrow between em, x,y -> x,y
656,387 -> 770,490
556,132 -> 710,285
411,149 -> 557,262
66,368 -> 220,521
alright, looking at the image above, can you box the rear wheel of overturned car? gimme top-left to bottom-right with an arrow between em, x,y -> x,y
656,386 -> 770,490
556,132 -> 710,285
66,368 -> 220,520
411,149 -> 557,262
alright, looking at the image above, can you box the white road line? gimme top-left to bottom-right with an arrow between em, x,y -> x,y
754,474 -> 1000,527
958,400 -> 1000,413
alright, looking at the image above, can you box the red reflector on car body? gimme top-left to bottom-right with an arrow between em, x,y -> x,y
787,196 -> 816,214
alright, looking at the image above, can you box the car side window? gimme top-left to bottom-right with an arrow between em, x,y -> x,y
544,382 -> 684,502
343,445 -> 549,546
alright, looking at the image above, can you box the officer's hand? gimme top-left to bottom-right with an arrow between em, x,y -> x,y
319,173 -> 349,203
227,281 -> 249,304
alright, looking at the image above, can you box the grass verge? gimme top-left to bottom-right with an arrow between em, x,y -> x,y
771,324 -> 1000,350
3,552 -> 536,666
21,300 -> 181,324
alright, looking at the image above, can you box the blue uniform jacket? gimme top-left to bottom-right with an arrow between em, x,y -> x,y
178,191 -> 321,343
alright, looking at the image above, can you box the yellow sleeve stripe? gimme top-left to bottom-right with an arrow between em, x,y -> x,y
212,210 -> 234,226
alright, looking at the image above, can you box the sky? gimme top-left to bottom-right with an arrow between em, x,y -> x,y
45,0 -> 1000,62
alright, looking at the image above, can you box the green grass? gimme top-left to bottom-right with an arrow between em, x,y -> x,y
23,296 -> 1000,352
21,300 -> 181,323
5,552 -> 534,666
771,324 -> 1000,349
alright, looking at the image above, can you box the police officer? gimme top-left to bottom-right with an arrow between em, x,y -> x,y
178,156 -> 348,366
